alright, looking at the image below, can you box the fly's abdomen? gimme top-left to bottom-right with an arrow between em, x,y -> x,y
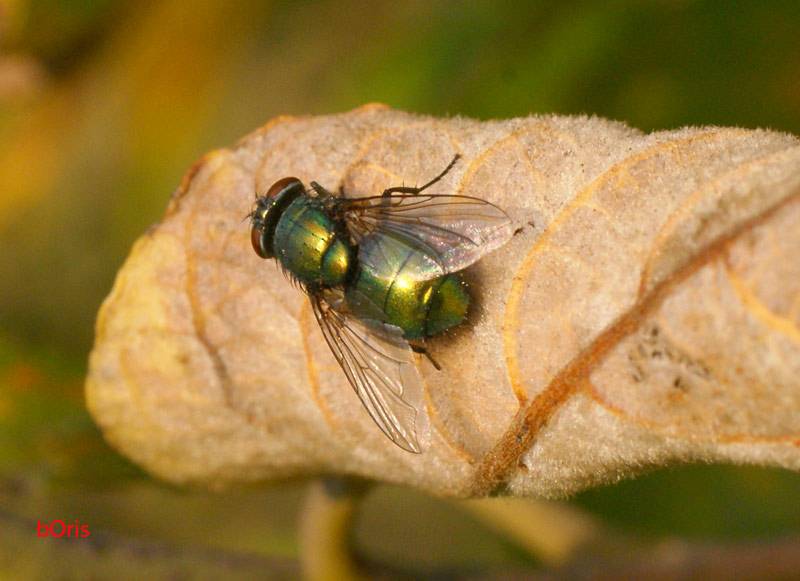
346,238 -> 470,340
273,198 -> 352,286
425,274 -> 470,337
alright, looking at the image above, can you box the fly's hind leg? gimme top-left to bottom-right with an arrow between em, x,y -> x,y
410,342 -> 442,371
381,154 -> 461,199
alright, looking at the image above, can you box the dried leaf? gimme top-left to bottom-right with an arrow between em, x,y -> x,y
86,105 -> 800,497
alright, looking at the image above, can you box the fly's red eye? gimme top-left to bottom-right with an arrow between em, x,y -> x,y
267,177 -> 303,199
251,223 -> 269,258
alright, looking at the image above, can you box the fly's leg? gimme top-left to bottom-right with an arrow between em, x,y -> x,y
411,342 -> 442,371
381,154 -> 461,198
309,181 -> 335,199
310,181 -> 340,214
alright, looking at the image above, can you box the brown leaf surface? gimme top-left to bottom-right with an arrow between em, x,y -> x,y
86,105 -> 800,497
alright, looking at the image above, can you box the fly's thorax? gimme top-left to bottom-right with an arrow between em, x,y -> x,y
345,242 -> 470,340
273,197 -> 354,287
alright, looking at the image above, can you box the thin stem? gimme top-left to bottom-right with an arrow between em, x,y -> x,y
299,478 -> 368,581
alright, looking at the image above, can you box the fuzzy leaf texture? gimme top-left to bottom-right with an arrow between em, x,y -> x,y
86,106 -> 800,497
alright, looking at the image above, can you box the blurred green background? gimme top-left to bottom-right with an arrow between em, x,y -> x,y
1,0 -> 799,577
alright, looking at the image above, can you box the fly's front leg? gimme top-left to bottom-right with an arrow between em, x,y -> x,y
381,154 -> 461,199
310,181 -> 340,201
310,181 -> 340,214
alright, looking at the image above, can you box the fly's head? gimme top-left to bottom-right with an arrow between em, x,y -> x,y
250,177 -> 305,259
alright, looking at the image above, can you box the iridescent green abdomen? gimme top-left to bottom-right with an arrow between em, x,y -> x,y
345,234 -> 470,340
273,198 -> 352,286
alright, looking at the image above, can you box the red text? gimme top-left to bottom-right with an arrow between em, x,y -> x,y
36,519 -> 91,538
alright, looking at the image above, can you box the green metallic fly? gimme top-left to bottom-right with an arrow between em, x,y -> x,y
249,155 -> 513,453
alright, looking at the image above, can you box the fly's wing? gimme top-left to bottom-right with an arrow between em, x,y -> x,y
355,227 -> 445,295
310,294 -> 430,453
342,193 -> 514,278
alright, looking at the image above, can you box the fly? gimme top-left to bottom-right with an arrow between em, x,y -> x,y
249,155 -> 513,452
